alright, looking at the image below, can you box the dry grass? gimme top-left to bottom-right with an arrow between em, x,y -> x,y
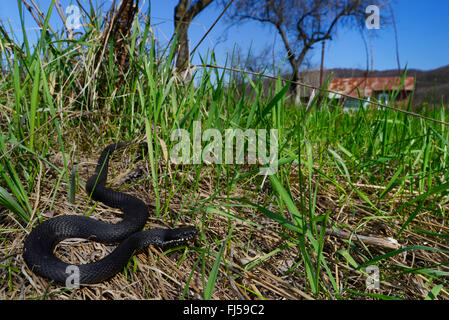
1,141 -> 449,300
1,0 -> 448,301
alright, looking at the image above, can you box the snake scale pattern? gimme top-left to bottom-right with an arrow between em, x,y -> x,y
23,142 -> 197,284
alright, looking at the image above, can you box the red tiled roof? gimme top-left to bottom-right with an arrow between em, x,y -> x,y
329,76 -> 415,98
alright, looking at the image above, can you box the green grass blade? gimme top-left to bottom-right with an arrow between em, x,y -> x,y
204,224 -> 235,300
0,186 -> 29,223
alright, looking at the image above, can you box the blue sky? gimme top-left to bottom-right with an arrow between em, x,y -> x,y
0,0 -> 448,71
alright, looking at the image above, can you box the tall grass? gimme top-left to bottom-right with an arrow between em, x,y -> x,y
1,1 -> 449,299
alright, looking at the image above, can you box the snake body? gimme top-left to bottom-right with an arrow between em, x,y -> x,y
23,142 -> 197,284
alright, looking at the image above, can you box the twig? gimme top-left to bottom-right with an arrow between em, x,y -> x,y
22,0 -> 57,35
318,225 -> 402,250
190,0 -> 235,56
54,0 -> 74,39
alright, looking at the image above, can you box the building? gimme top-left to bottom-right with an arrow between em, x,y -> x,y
328,76 -> 416,110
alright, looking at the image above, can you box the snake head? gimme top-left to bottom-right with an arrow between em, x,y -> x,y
164,226 -> 198,245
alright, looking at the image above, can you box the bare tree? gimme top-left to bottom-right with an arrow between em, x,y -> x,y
174,0 -> 214,75
226,0 -> 392,104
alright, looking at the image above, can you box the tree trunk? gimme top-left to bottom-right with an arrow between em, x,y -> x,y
174,0 -> 214,79
292,70 -> 302,106
92,0 -> 139,108
174,1 -> 191,73
290,50 -> 308,106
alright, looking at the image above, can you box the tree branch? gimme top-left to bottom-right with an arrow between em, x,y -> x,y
274,23 -> 298,72
187,0 -> 214,21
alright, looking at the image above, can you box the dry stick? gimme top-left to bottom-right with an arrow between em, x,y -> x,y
22,0 -> 57,35
317,225 -> 402,250
189,0 -> 235,57
22,1 -> 44,28
197,64 -> 449,127
229,244 -> 246,299
54,0 -> 74,39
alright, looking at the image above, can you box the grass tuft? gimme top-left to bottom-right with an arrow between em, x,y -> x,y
0,1 -> 449,300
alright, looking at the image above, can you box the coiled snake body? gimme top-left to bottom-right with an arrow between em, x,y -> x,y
23,142 -> 197,284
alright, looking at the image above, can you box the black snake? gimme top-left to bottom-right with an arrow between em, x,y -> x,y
23,142 -> 197,284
